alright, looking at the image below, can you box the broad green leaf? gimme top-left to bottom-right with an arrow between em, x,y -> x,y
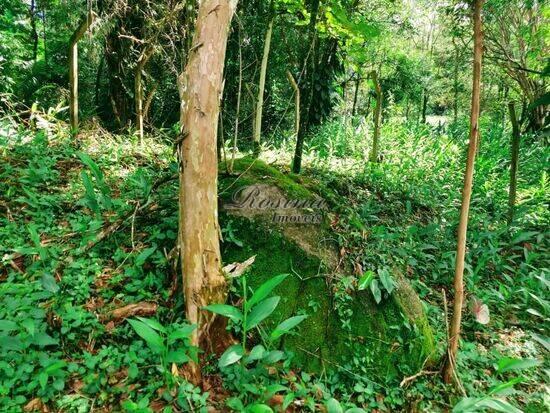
127,319 -> 164,354
33,332 -> 58,347
219,344 -> 244,368
245,404 -> 273,413
0,320 -> 18,332
263,350 -> 284,364
226,397 -> 244,411
135,247 -> 156,267
370,279 -> 382,304
166,350 -> 190,363
358,270 -> 374,291
245,344 -> 266,363
203,304 -> 243,322
488,377 -> 524,395
44,360 -> 66,374
477,399 -> 522,413
136,317 -> 166,333
81,171 -> 99,214
453,396 -> 522,413
265,384 -> 287,397
326,398 -> 343,413
378,267 -> 395,294
247,296 -> 280,329
21,319 -> 35,336
496,357 -> 542,373
531,333 -> 550,351
38,371 -> 48,390
246,274 -> 287,310
168,324 -> 196,341
270,315 -> 307,340
41,273 -> 59,293
283,393 -> 296,410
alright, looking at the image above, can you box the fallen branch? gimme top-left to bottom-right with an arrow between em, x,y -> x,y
105,301 -> 158,323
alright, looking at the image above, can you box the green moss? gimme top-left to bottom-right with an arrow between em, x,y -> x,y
220,157 -> 314,201
218,158 -> 435,377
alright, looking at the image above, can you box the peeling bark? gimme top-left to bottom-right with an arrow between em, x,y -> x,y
179,0 -> 237,383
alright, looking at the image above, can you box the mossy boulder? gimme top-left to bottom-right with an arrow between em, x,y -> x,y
219,158 -> 435,379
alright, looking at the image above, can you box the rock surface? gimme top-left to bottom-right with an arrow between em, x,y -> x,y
219,158 -> 435,379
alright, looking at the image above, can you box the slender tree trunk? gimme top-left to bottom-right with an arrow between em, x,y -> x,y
143,81 -> 158,123
95,56 -> 105,114
443,0 -> 484,384
292,0 -> 320,174
352,76 -> 360,116
421,88 -> 428,124
252,16 -> 274,157
369,70 -> 382,163
286,70 -> 300,140
452,40 -> 459,123
42,6 -> 47,64
135,45 -> 154,145
30,0 -> 38,61
507,102 -> 520,224
69,11 -> 95,134
179,0 -> 237,383
501,86 -> 509,131
230,21 -> 243,174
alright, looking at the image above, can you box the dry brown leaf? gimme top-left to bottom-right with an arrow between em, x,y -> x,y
222,255 -> 255,278
24,398 -> 48,412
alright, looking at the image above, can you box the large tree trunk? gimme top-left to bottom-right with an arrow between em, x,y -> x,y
252,15 -> 274,156
179,0 -> 237,383
69,11 -> 95,134
443,0 -> 484,384
369,70 -> 382,163
507,101 -> 520,224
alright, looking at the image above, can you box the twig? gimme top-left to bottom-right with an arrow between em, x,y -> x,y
400,370 -> 438,388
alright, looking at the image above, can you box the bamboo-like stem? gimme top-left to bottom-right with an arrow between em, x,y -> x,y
443,0 -> 484,384
286,70 -> 300,140
252,16 -> 274,156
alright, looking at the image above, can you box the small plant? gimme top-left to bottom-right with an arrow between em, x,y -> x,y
357,267 -> 396,304
205,274 -> 307,369
127,317 -> 197,386
205,274 -> 308,409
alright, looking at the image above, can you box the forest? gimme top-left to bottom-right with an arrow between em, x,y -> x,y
0,0 -> 548,412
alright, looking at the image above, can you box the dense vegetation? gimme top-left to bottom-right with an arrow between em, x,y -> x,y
0,0 -> 548,412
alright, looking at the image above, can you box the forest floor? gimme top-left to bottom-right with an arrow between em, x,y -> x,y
0,116 -> 548,412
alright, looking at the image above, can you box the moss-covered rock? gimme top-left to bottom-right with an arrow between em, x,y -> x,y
219,157 -> 435,379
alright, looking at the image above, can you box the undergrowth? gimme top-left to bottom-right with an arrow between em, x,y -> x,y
0,115 -> 548,412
